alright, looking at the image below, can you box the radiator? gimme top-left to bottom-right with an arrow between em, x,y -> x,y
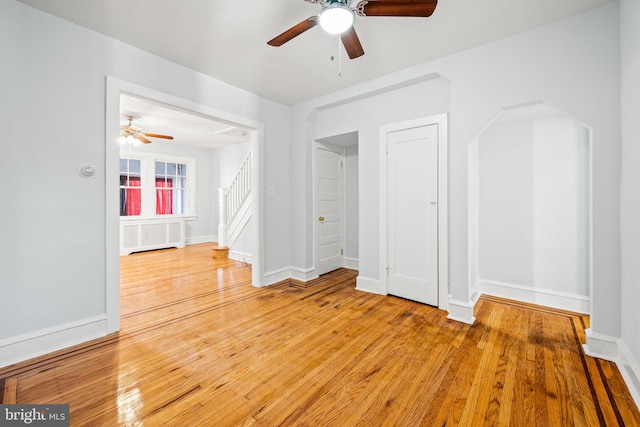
120,218 -> 185,255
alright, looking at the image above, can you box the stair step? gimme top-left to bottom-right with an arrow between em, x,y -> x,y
212,246 -> 229,259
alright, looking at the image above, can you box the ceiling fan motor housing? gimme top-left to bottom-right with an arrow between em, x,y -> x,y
270,0 -> 438,59
319,2 -> 355,35
306,0 -> 353,5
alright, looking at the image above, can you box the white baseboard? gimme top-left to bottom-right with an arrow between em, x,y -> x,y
263,266 -> 318,286
186,235 -> 215,245
447,297 -> 477,324
618,341 -> 640,409
264,263 -> 364,288
229,250 -> 252,264
263,267 -> 294,286
582,328 -> 619,362
582,330 -> 640,409
355,276 -> 383,295
343,257 -> 359,270
479,279 -> 589,314
291,267 -> 318,283
0,315 -> 108,368
265,264 -> 360,287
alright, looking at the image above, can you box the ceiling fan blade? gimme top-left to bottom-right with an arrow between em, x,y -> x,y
341,27 -> 365,59
267,17 -> 318,47
356,0 -> 437,17
144,133 -> 174,140
137,135 -> 152,144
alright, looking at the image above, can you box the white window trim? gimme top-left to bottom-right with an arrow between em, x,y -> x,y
119,150 -> 196,221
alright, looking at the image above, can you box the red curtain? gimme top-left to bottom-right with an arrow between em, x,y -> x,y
126,176 -> 141,216
156,178 -> 173,215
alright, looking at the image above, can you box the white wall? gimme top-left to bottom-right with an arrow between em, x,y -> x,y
532,116 -> 589,296
468,138 -> 480,297
291,4 -> 620,336
218,141 -> 251,188
476,113 -> 589,300
300,77 -> 451,284
478,120 -> 535,285
344,145 -> 359,262
0,0 -> 290,362
619,0 -> 640,405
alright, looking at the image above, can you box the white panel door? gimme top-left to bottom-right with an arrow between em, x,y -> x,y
387,124 -> 439,305
315,145 -> 344,276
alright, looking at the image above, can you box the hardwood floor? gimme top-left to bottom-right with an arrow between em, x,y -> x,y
1,243 -> 639,426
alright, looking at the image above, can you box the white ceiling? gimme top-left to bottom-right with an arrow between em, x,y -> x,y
19,0 -> 613,149
18,0 -> 613,106
120,94 -> 250,150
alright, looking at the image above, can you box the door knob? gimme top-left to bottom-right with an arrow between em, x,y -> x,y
319,216 -> 325,222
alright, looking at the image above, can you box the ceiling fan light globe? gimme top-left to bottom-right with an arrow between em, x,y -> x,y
319,4 -> 354,35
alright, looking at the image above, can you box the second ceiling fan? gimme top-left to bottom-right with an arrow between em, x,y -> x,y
120,116 -> 174,145
267,0 -> 438,59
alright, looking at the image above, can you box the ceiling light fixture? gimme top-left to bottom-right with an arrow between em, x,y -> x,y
318,3 -> 355,35
119,134 -> 140,146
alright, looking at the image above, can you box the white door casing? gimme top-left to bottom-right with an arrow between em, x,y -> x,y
314,143 -> 344,276
379,114 -> 448,310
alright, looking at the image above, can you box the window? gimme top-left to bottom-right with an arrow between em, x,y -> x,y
119,154 -> 194,218
120,158 -> 141,216
155,161 -> 188,215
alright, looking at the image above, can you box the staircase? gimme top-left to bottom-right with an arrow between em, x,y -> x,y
214,151 -> 251,260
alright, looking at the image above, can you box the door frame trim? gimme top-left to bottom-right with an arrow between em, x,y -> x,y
105,77 -> 265,334
313,141 -> 345,277
379,114 -> 448,310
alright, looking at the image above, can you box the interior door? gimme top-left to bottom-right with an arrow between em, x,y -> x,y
387,124 -> 439,305
315,144 -> 344,276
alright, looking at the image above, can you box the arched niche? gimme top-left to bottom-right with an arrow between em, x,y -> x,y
468,102 -> 591,313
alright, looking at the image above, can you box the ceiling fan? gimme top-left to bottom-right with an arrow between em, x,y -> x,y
120,116 -> 174,145
267,0 -> 438,59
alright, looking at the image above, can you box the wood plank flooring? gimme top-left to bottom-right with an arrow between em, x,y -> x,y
1,243 -> 639,426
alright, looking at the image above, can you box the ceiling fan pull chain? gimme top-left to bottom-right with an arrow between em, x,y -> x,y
338,35 -> 342,76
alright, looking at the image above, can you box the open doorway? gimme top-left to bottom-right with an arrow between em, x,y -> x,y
314,132 -> 359,277
105,78 -> 264,334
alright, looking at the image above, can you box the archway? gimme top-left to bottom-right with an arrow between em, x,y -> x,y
468,102 -> 591,313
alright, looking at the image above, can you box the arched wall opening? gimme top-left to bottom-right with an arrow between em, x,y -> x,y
468,102 -> 591,313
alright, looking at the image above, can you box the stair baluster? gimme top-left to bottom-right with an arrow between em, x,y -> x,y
218,152 -> 252,249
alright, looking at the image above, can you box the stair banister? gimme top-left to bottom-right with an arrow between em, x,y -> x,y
218,151 -> 252,249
